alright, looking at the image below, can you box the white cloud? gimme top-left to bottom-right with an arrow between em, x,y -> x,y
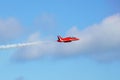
13,32 -> 56,61
13,14 -> 120,61
0,18 -> 23,40
68,14 -> 120,51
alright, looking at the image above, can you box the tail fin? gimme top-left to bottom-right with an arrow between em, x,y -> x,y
57,35 -> 63,41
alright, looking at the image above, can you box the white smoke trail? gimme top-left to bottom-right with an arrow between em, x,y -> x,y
0,41 -> 42,49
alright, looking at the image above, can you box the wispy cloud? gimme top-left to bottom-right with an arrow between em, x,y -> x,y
0,18 -> 23,40
13,32 -> 56,61
13,14 -> 120,62
34,13 -> 57,34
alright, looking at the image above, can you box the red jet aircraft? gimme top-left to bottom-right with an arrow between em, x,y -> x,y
57,36 -> 80,43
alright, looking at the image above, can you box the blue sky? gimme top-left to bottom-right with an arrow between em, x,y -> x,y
0,0 -> 120,80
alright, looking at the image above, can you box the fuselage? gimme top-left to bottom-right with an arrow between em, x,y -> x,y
57,36 -> 79,43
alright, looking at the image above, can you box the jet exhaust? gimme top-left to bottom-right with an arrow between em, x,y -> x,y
0,41 -> 42,49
